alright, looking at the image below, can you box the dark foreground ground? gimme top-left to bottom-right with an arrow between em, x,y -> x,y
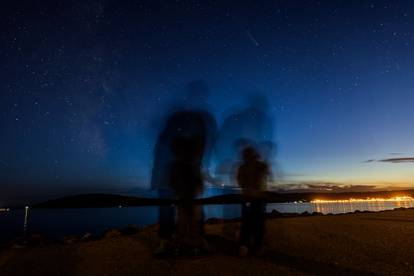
1,209 -> 414,276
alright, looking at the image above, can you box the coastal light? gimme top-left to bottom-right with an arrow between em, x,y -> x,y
311,196 -> 414,203
24,206 -> 29,235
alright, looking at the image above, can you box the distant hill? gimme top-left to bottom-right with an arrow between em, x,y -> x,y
33,194 -> 172,208
32,189 -> 414,208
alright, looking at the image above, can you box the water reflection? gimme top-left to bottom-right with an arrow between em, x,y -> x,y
2,200 -> 414,244
23,206 -> 29,236
308,199 -> 414,214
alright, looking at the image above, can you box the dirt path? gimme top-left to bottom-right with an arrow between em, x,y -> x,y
0,236 -> 302,276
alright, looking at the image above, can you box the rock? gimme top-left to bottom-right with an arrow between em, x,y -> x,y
63,235 -> 79,244
269,209 -> 282,218
103,229 -> 121,239
10,234 -> 44,247
311,212 -> 323,216
205,217 -> 223,224
28,234 -> 44,245
121,225 -> 141,236
9,238 -> 25,248
281,212 -> 297,217
80,233 -> 93,241
11,244 -> 25,249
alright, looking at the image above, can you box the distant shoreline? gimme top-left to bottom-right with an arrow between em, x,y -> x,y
28,189 -> 414,209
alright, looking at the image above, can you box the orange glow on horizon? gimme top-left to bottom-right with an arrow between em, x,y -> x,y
311,196 -> 414,203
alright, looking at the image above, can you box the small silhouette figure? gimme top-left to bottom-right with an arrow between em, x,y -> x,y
237,146 -> 270,256
214,94 -> 274,186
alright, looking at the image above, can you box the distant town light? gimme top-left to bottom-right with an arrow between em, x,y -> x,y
311,196 -> 414,203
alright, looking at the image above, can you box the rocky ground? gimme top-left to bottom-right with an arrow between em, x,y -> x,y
1,209 -> 414,276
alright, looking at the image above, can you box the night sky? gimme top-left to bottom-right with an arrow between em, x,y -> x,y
2,1 -> 414,203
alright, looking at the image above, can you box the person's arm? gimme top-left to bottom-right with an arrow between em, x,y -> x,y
237,165 -> 245,189
202,169 -> 221,186
264,163 -> 272,191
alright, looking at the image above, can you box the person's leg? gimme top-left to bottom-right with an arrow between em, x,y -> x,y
158,204 -> 175,240
176,199 -> 209,255
252,200 -> 266,252
240,202 -> 251,247
196,204 -> 212,253
198,204 -> 205,237
176,198 -> 204,254
154,189 -> 176,256
189,201 -> 204,251
158,188 -> 176,239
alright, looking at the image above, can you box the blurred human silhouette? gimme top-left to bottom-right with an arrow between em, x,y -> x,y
169,134 -> 204,252
213,94 -> 276,241
215,93 -> 274,186
237,146 -> 270,257
151,81 -> 216,256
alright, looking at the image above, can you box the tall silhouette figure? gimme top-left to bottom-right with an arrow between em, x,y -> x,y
237,146 -> 270,257
151,81 -> 216,255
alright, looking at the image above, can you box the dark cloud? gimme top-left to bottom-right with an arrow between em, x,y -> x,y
273,182 -> 378,193
378,157 -> 414,163
363,159 -> 375,163
364,156 -> 414,164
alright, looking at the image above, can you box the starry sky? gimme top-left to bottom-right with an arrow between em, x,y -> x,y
1,1 -> 414,202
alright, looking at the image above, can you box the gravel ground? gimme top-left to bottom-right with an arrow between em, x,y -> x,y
1,209 -> 413,276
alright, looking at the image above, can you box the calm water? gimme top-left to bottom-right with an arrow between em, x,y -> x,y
1,200 -> 413,245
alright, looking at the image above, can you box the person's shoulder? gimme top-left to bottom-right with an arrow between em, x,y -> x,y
255,160 -> 267,166
256,160 -> 269,170
238,163 -> 248,171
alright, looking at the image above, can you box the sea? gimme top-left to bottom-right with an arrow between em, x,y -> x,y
1,199 -> 413,245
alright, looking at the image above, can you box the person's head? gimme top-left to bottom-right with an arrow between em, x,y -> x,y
241,146 -> 260,162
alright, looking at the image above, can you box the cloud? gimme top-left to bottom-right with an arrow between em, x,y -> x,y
305,183 -> 377,192
364,156 -> 414,164
378,157 -> 414,163
271,182 -> 378,192
363,159 -> 375,163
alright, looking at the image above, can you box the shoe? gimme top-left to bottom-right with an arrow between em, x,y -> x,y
153,239 -> 171,257
239,246 -> 249,257
201,238 -> 213,253
254,246 -> 265,257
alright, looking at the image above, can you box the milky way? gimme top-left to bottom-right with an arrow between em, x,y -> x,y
1,1 -> 414,201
